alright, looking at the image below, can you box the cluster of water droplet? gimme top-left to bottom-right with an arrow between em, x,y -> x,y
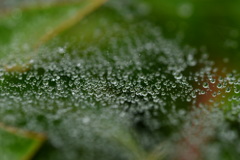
0,0 -> 240,159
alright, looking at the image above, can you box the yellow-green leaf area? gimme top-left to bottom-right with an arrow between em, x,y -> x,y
0,125 -> 45,160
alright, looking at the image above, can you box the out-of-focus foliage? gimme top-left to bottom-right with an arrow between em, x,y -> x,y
0,0 -> 240,160
141,0 -> 240,68
0,0 -> 106,70
0,124 -> 45,160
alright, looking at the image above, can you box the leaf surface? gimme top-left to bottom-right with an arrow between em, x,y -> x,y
0,123 -> 45,160
0,0 -> 107,71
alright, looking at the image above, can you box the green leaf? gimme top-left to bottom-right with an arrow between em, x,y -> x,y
0,123 -> 45,160
0,0 -> 107,71
1,0 -> 240,160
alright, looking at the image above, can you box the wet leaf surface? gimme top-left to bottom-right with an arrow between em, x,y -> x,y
0,0 -> 107,70
0,0 -> 240,160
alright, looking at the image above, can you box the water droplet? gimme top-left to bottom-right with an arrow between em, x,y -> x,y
203,82 -> 209,88
226,87 -> 231,93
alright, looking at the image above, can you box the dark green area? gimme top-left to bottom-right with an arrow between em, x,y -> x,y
141,0 -> 240,69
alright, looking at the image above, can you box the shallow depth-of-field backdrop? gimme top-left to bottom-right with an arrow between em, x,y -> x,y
1,0 -> 240,160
